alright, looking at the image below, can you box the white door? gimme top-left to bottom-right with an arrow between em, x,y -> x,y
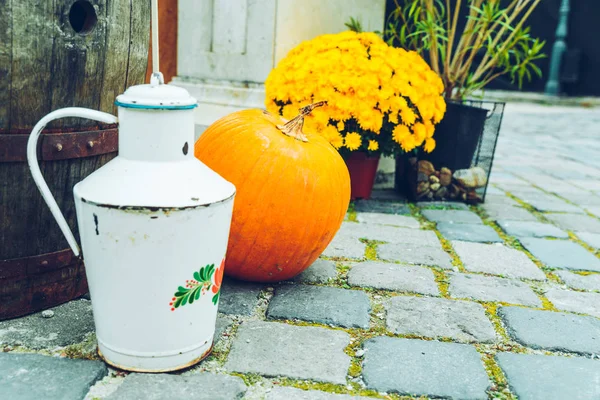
178,0 -> 277,83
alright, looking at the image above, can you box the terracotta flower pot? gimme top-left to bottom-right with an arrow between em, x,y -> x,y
345,152 -> 380,200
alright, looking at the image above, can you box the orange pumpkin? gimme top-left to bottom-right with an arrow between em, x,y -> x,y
194,103 -> 350,282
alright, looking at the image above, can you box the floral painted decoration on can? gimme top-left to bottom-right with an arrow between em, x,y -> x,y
170,258 -> 225,311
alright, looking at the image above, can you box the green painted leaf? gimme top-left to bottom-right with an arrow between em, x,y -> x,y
206,264 -> 215,280
193,271 -> 201,281
195,288 -> 202,301
181,293 -> 189,306
174,296 -> 184,308
212,291 -> 220,306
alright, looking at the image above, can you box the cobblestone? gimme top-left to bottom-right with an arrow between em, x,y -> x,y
545,288 -> 600,318
378,243 -> 453,269
496,353 -> 600,400
347,261 -> 439,295
219,279 -> 263,315
225,321 -> 350,385
362,337 -> 490,399
356,212 -> 420,228
337,222 -> 440,245
496,220 -> 569,238
499,306 -> 600,355
353,199 -> 410,215
482,194 -> 519,206
0,353 -> 107,400
449,273 -> 542,306
386,296 -> 496,343
417,201 -> 469,209
480,203 -> 538,222
267,285 -> 370,328
0,299 -> 94,349
322,234 -> 366,259
421,209 -> 483,224
546,213 -> 600,234
104,373 -> 247,400
265,386 -> 363,400
451,241 -> 546,280
587,206 -> 600,218
559,193 -> 600,206
516,192 -> 585,213
576,231 -> 600,248
555,270 -> 600,291
519,238 -> 600,272
290,259 -> 337,284
436,222 -> 503,243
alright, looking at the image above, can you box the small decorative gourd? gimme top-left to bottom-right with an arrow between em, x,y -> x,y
195,103 -> 351,282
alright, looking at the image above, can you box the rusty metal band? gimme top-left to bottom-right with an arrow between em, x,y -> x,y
0,248 -> 80,279
0,127 -> 118,162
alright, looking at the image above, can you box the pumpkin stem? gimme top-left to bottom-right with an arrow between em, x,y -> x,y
277,101 -> 326,142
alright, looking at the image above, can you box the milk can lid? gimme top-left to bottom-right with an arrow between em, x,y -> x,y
115,80 -> 198,110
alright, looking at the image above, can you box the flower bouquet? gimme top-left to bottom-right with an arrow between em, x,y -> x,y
264,31 -> 446,198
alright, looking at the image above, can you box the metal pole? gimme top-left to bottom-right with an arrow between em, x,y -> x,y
545,0 -> 570,95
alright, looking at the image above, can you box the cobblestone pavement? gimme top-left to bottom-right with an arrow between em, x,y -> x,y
2,103 -> 600,399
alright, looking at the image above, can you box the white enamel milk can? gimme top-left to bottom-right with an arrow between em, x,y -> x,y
26,75 -> 236,372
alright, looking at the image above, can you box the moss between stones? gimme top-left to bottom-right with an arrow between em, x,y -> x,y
501,190 -> 550,223
62,333 -> 99,360
480,303 -> 511,343
408,208 -> 436,231
436,234 -> 465,272
409,201 -> 467,274
530,287 -> 559,311
231,372 -> 264,386
322,255 -> 362,263
2,346 -> 53,357
573,270 -> 600,276
568,231 -> 600,259
275,378 -> 406,399
360,239 -> 385,261
431,269 -> 450,298
476,349 -> 516,400
332,261 -> 353,289
202,321 -> 241,366
347,202 -> 358,222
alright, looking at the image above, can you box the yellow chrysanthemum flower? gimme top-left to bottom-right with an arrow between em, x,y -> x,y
400,106 -> 417,126
424,122 -> 435,139
331,134 -> 344,149
392,124 -> 410,144
264,31 -> 446,155
344,132 -> 362,151
412,122 -> 427,144
400,135 -> 417,152
424,138 -> 436,153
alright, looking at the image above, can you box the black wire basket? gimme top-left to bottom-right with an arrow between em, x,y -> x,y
395,100 -> 505,204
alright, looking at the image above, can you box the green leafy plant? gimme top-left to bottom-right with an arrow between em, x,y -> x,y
377,0 -> 546,99
344,16 -> 363,33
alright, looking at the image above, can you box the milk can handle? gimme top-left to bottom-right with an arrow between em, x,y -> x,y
27,107 -> 119,258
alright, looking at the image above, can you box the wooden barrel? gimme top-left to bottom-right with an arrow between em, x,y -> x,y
0,0 -> 150,320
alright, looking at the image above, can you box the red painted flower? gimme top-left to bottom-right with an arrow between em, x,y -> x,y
212,258 -> 225,294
